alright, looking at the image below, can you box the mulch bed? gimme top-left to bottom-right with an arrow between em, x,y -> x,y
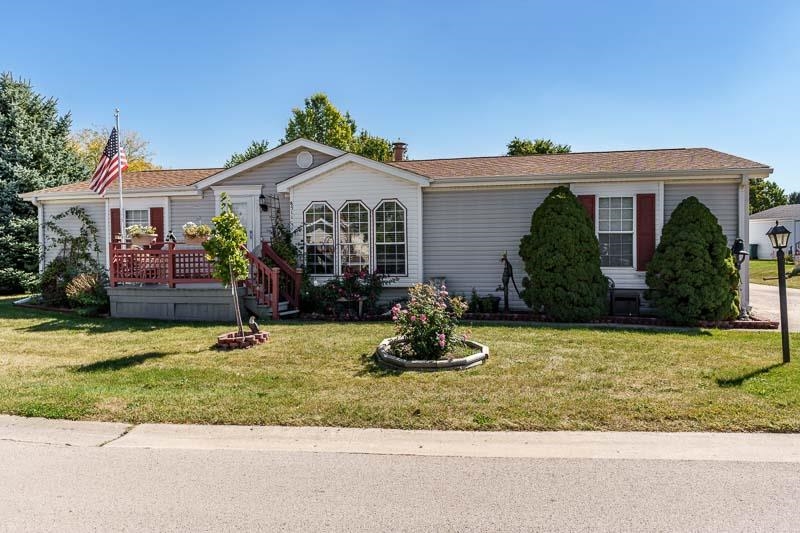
462,312 -> 779,330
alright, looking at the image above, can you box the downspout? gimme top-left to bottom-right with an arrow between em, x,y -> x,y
739,175 -> 750,314
34,198 -> 45,273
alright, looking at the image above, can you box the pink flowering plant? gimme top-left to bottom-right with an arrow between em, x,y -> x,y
391,282 -> 468,360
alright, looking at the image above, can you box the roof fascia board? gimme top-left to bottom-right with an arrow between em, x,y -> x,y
21,188 -> 201,202
276,154 -> 430,193
193,138 -> 346,189
426,169 -> 772,188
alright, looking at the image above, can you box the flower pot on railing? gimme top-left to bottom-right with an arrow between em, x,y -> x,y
184,235 -> 209,246
130,234 -> 157,247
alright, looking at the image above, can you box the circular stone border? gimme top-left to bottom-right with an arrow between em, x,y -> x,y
374,336 -> 489,371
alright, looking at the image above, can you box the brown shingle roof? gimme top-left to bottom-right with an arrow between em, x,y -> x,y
389,148 -> 770,179
30,168 -> 223,195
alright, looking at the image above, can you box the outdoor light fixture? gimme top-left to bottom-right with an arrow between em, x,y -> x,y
731,238 -> 749,319
767,221 -> 791,250
731,238 -> 749,269
767,220 -> 791,363
259,194 -> 269,212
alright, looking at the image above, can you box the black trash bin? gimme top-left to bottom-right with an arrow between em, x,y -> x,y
749,243 -> 759,260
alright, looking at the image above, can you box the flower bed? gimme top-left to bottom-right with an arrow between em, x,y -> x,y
376,282 -> 488,371
375,336 -> 488,371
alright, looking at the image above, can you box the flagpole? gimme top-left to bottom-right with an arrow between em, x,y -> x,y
115,109 -> 124,244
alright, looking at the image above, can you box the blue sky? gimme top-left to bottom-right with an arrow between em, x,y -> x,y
3,1 -> 799,190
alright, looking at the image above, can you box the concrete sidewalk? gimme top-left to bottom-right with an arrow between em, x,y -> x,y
1,414 -> 798,463
749,282 -> 800,331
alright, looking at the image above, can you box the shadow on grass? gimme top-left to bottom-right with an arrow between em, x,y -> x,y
74,351 -> 170,373
716,363 -> 784,387
355,352 -> 403,377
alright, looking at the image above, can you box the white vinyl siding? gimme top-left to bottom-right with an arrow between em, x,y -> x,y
170,191 -> 215,238
664,182 -> 739,246
41,201 -> 107,269
422,186 -> 551,311
217,147 -> 336,241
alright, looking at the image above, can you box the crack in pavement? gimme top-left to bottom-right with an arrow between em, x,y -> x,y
98,424 -> 135,447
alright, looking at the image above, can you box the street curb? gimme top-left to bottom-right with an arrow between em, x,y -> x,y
2,415 -> 799,463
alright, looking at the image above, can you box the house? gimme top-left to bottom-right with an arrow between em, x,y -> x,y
749,204 -> 800,260
20,138 -> 772,320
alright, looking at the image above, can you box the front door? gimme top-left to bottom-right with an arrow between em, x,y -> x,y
230,198 -> 255,250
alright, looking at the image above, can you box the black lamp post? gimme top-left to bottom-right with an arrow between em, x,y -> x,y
766,221 -> 791,363
731,238 -> 749,319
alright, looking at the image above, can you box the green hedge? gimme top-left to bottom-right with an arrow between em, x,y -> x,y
646,196 -> 739,323
519,186 -> 607,321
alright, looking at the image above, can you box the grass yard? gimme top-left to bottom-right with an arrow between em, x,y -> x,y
749,259 -> 800,289
1,295 -> 798,432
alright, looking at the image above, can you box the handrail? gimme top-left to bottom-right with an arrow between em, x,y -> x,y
242,245 -> 280,319
261,241 -> 303,310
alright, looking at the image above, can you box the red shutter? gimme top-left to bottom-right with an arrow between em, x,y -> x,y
110,208 -> 121,242
149,207 -> 165,249
636,193 -> 656,271
577,195 -> 596,226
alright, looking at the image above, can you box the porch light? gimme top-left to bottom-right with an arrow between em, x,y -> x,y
259,194 -> 269,212
731,238 -> 749,269
767,221 -> 790,250
767,220 -> 791,363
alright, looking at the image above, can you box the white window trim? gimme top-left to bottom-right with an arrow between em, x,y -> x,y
597,196 -> 636,270
374,199 -> 408,277
303,201 -> 336,276
338,200 -> 371,274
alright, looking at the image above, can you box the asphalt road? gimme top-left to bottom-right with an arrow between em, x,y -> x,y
2,439 -> 799,532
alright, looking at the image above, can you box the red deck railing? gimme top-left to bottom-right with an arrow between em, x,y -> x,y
260,241 -> 303,310
242,247 -> 280,319
109,242 -> 215,287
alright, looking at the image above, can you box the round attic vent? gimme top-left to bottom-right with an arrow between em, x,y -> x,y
296,151 -> 313,169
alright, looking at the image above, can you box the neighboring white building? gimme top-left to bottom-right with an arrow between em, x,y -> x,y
21,138 -> 772,319
749,204 -> 800,259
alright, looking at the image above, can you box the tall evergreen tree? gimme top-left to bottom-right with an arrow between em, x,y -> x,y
518,186 -> 607,321
645,196 -> 739,323
0,72 -> 89,292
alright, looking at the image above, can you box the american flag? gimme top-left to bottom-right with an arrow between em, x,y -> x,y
89,127 -> 128,195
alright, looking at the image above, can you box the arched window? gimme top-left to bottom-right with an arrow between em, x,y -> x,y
375,200 -> 406,275
304,202 -> 334,275
338,202 -> 370,273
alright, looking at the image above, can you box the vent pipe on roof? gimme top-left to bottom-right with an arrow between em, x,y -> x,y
392,140 -> 407,162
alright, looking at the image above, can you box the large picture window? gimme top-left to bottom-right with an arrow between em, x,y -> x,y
598,196 -> 634,268
338,202 -> 370,272
304,202 -> 334,275
375,200 -> 406,275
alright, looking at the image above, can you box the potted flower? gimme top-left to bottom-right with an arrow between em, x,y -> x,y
182,221 -> 212,245
126,224 -> 157,246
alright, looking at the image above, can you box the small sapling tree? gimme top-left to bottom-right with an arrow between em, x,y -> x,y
203,193 -> 249,337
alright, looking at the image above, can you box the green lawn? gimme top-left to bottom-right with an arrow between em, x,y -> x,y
749,259 -> 800,289
1,295 -> 798,432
